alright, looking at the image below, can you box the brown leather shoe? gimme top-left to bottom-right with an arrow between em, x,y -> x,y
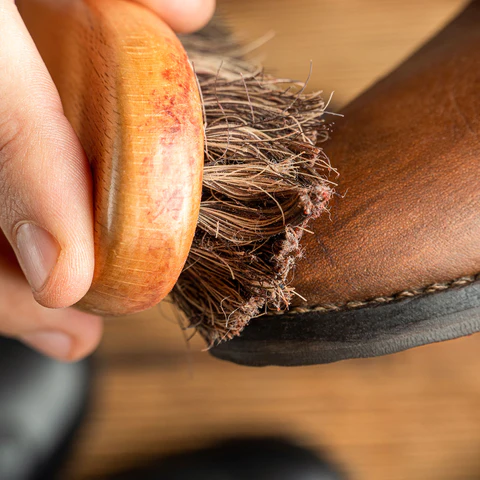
211,1 -> 480,365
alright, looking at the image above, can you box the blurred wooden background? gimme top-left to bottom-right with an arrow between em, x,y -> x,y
64,1 -> 480,479
218,0 -> 469,106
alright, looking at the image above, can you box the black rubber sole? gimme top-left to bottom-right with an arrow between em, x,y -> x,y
210,280 -> 480,366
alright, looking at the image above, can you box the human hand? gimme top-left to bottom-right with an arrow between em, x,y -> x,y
0,0 -> 215,361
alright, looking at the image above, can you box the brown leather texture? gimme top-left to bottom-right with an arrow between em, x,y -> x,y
292,1 -> 480,307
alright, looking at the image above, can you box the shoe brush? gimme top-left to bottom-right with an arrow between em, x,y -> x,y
20,0 -> 336,344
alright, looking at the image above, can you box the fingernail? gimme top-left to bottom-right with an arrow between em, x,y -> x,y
21,331 -> 73,360
15,223 -> 60,292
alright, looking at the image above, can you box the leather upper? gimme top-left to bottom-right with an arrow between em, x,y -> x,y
292,1 -> 480,307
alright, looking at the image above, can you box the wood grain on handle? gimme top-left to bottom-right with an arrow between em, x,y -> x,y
19,0 -> 204,315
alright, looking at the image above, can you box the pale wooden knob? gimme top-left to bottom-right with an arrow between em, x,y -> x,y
20,0 -> 204,315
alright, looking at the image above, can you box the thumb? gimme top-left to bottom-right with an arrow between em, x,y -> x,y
0,0 -> 94,308
133,0 -> 216,33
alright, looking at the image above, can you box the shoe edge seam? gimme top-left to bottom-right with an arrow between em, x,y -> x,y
273,273 -> 480,315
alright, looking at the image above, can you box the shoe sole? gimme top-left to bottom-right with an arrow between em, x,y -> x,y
210,280 -> 480,366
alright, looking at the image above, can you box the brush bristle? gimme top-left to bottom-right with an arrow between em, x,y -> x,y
172,27 -> 336,345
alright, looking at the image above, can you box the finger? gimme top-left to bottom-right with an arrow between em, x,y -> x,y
21,311 -> 103,362
0,232 -> 102,361
133,0 -> 216,33
0,0 -> 95,308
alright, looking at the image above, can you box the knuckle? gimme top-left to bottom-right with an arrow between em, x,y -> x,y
0,111 -> 32,226
0,111 -> 27,173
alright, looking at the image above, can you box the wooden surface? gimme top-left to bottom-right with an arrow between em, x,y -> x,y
62,1 -> 480,479
219,0 -> 469,107
65,306 -> 480,480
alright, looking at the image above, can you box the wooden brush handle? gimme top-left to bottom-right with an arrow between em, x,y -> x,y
19,0 -> 204,315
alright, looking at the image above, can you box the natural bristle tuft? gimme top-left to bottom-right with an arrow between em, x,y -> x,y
172,28 -> 337,345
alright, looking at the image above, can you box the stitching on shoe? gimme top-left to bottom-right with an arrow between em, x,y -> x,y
273,273 -> 480,315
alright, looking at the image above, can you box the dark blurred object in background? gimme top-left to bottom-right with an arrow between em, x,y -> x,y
0,337 -> 91,480
109,437 -> 343,480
